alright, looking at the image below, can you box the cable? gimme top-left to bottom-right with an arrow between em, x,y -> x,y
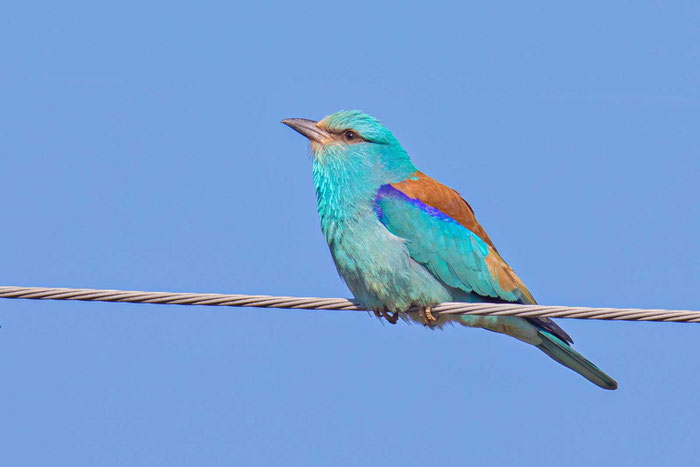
0,286 -> 697,323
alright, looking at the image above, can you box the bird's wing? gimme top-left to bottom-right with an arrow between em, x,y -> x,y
375,171 -> 572,343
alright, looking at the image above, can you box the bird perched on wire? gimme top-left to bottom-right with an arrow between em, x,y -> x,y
283,110 -> 617,390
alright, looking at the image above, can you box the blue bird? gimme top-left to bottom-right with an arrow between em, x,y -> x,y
283,110 -> 617,390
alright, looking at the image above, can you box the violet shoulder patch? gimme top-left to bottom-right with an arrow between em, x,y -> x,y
374,184 -> 461,226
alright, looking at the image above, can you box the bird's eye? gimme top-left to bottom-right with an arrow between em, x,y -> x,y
343,130 -> 358,142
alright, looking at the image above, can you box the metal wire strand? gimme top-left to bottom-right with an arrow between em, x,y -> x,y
0,286 -> 698,323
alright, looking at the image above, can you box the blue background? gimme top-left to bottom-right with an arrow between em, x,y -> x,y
1,2 -> 699,465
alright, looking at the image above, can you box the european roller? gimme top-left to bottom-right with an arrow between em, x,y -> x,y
283,110 -> 617,390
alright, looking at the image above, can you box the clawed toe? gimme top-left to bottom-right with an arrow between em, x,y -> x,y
420,306 -> 439,327
374,310 -> 400,324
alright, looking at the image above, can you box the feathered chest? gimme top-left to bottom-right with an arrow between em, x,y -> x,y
312,169 -> 452,310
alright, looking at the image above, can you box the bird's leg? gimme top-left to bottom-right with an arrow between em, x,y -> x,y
420,306 -> 438,327
374,309 -> 400,324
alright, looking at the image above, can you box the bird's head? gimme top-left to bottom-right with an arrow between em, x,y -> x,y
282,110 -> 416,185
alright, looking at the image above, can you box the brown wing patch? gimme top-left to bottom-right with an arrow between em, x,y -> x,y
484,250 -> 537,304
391,171 -> 537,305
391,171 -> 497,251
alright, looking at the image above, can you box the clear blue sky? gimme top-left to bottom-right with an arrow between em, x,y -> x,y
1,2 -> 699,465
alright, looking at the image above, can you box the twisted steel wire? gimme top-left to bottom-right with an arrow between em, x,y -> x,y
0,286 -> 698,323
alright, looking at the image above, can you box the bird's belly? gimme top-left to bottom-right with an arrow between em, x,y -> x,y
328,220 -> 453,312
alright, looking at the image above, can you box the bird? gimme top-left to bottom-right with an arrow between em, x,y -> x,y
282,110 -> 617,390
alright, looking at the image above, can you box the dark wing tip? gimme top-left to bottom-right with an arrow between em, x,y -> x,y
527,317 -> 574,344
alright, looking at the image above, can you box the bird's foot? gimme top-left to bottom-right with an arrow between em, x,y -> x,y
420,306 -> 438,327
373,309 -> 400,325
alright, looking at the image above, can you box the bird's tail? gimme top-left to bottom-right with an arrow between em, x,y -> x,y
535,328 -> 618,390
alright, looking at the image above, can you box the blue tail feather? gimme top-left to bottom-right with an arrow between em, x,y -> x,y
536,329 -> 618,390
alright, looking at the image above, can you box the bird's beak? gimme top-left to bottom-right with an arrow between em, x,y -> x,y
281,118 -> 331,144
